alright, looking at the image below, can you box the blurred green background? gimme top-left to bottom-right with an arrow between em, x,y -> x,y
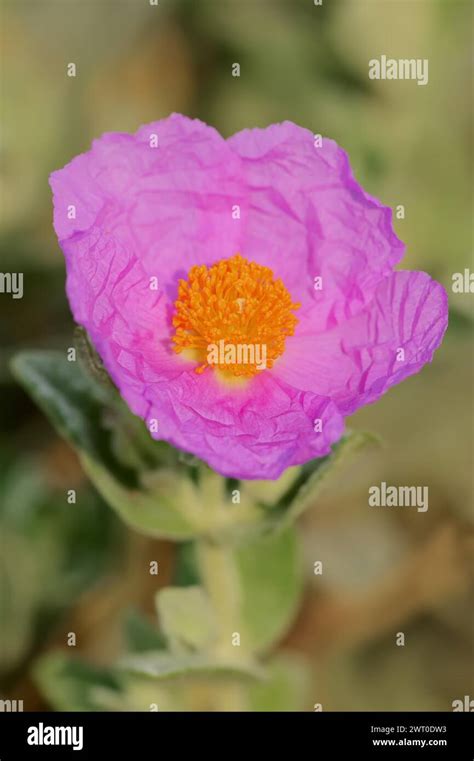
1,0 -> 473,711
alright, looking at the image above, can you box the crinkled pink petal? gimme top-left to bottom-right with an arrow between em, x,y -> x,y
50,114 -> 448,480
51,115 -> 245,302
272,270 -> 448,414
228,122 -> 405,323
139,371 -> 344,480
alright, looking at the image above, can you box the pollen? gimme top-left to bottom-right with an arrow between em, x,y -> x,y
172,254 -> 300,377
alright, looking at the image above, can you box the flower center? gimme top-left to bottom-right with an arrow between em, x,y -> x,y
172,254 -> 300,377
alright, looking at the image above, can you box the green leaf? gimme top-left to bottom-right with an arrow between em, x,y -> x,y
156,586 -> 216,653
11,351 -> 197,540
172,529 -> 304,654
236,526 -> 303,652
11,350 -> 135,485
33,652 -> 121,712
119,651 -> 263,681
81,456 -> 197,539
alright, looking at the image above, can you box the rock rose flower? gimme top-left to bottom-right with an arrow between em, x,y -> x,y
50,114 -> 448,479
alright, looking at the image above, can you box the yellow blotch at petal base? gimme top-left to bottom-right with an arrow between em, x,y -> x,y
171,254 -> 300,378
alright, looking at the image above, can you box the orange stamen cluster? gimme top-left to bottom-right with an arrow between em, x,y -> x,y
172,254 -> 300,377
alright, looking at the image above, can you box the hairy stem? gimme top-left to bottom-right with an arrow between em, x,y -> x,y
196,540 -> 245,658
196,538 -> 250,711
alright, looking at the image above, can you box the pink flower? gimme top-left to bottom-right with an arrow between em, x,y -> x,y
50,114 -> 448,479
